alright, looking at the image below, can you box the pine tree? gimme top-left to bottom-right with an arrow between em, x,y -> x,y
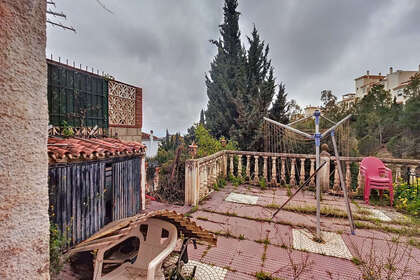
205,0 -> 246,139
269,83 -> 289,124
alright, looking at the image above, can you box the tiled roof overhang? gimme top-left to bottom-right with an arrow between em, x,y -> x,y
48,137 -> 146,164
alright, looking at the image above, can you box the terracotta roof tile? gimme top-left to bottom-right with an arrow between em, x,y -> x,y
48,137 -> 145,163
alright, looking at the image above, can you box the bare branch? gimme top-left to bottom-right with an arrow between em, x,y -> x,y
46,20 -> 76,33
47,1 -> 56,6
96,0 -> 114,14
47,10 -> 66,18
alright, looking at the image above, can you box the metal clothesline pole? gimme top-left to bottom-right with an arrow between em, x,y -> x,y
314,110 -> 321,239
331,130 -> 355,234
272,161 -> 327,219
264,112 -> 355,239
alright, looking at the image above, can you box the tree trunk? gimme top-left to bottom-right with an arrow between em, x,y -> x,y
0,1 -> 49,279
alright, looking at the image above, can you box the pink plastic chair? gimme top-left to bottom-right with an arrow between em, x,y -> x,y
360,157 -> 394,206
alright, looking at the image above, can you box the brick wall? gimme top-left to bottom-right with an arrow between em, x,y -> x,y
135,87 -> 143,129
108,85 -> 143,142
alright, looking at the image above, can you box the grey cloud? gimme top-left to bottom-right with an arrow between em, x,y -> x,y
47,0 -> 419,136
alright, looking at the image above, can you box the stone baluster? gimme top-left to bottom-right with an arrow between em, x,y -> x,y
206,162 -> 211,187
223,153 -> 227,177
395,165 -> 402,183
333,161 -> 340,191
229,155 -> 234,176
290,158 -> 296,186
271,157 -> 277,185
345,161 -> 351,192
246,155 -> 251,181
280,158 -> 286,185
203,163 -> 208,192
409,165 -> 417,185
213,160 -> 218,184
237,155 -> 243,179
356,162 -> 362,194
198,165 -> 202,192
253,155 -> 259,184
309,159 -> 315,187
299,158 -> 306,185
199,165 -> 205,197
209,161 -> 215,187
320,144 -> 331,192
263,156 -> 268,181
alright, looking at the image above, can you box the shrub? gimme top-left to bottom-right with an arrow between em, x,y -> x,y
259,177 -> 267,190
50,224 -> 68,276
394,182 -> 420,217
228,174 -> 244,187
195,124 -> 237,157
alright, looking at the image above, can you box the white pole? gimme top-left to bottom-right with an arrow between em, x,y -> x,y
314,110 -> 321,239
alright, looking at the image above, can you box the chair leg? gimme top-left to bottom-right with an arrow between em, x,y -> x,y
389,186 -> 394,207
364,188 -> 370,205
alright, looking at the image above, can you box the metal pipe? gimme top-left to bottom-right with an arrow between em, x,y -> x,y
263,117 -> 313,139
272,161 -> 327,218
288,115 -> 312,126
320,115 -> 336,125
314,110 -> 321,239
331,131 -> 355,234
321,114 -> 352,138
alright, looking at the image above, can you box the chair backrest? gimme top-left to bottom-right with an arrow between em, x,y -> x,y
133,218 -> 177,270
360,157 -> 385,176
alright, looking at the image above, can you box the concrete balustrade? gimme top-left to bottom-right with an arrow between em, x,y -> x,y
253,155 -> 259,184
185,150 -> 420,206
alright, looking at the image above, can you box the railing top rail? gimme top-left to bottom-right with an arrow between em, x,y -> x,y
186,150 -> 226,164
330,156 -> 420,165
187,149 -> 420,166
226,150 -> 317,159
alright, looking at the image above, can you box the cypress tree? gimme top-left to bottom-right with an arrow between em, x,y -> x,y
269,82 -> 289,124
205,0 -> 246,139
233,26 -> 277,151
199,109 -> 205,125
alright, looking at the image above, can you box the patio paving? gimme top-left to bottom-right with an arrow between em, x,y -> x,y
148,183 -> 420,279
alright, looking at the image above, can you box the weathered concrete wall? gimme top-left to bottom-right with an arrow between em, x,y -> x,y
0,1 -> 49,279
109,126 -> 142,142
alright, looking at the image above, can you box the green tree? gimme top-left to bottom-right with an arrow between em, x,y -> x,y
355,85 -> 392,155
195,124 -> 237,157
232,26 -> 277,151
199,109 -> 205,125
269,83 -> 289,124
403,73 -> 420,99
205,0 -> 246,139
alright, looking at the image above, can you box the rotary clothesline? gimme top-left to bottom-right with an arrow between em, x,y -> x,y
263,112 -> 355,239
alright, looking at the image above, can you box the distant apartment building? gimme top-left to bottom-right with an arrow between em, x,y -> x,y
383,67 -> 419,103
354,71 -> 385,99
354,65 -> 420,103
304,105 -> 320,118
337,93 -> 356,108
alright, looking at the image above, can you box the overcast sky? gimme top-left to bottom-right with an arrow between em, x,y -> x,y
46,0 -> 420,136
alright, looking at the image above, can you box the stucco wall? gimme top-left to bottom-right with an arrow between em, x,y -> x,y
109,127 -> 143,142
0,1 -> 49,279
142,139 -> 161,158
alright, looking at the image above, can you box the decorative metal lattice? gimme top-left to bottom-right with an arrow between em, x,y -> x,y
108,81 -> 136,126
